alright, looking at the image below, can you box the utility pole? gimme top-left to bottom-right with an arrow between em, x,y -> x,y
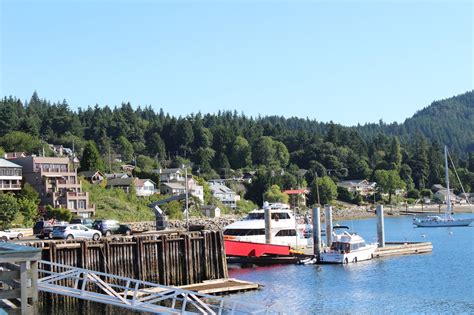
184,165 -> 189,231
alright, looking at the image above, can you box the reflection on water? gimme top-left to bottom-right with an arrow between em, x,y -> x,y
37,216 -> 474,314
227,215 -> 474,314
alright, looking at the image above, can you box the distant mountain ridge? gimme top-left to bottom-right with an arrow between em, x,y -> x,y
356,90 -> 474,156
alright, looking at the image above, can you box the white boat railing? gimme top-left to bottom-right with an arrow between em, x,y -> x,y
37,260 -> 276,314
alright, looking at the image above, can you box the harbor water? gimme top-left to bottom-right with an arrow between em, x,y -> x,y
37,215 -> 473,314
227,215 -> 474,314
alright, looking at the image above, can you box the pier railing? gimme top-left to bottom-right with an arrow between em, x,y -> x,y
38,260 -> 272,314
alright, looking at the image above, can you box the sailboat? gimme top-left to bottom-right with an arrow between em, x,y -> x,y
413,146 -> 474,227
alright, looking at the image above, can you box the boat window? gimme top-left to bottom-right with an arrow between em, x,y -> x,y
275,229 -> 297,237
272,213 -> 290,220
245,213 -> 264,220
224,229 -> 265,236
351,243 -> 359,251
331,242 -> 351,252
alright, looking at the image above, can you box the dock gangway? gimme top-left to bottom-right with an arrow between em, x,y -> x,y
37,260 -> 273,314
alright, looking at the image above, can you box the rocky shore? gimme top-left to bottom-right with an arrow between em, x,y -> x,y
127,204 -> 472,232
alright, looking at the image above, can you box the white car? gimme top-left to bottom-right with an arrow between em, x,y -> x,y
5,230 -> 24,240
0,231 -> 9,242
52,224 -> 101,240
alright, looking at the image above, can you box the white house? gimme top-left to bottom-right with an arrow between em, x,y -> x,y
209,181 -> 237,208
135,179 -> 157,197
337,179 -> 377,196
155,168 -> 185,183
434,189 -> 459,203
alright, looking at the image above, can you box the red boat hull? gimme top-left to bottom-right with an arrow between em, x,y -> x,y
224,239 -> 290,257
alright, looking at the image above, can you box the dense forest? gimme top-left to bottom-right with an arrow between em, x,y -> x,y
0,90 -> 473,207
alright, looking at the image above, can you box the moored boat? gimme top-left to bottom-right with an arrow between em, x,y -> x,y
319,226 -> 376,264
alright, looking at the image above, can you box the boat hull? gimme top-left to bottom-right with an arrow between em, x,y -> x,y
319,245 -> 376,264
413,218 -> 474,227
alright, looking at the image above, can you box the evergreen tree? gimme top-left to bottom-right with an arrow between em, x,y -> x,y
80,141 -> 105,172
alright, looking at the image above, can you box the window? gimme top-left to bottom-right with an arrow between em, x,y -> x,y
223,229 -> 265,236
275,229 -> 297,237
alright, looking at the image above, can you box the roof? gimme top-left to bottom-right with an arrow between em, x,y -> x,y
161,182 -> 186,189
283,189 -> 308,195
158,168 -> 182,174
107,177 -> 135,187
78,170 -> 103,178
0,158 -> 22,168
136,178 -> 156,186
209,183 -> 235,194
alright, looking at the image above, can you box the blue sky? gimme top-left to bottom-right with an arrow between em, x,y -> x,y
1,0 -> 472,126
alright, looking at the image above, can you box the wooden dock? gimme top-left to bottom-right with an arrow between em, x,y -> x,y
179,278 -> 260,294
373,241 -> 433,258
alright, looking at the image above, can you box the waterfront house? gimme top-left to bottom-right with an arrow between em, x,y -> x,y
160,182 -> 186,195
9,156 -> 95,218
201,205 -> 221,218
209,181 -> 237,208
337,179 -> 376,196
155,168 -> 185,183
434,189 -> 459,204
282,189 -> 308,209
107,177 -> 156,197
0,158 -> 22,191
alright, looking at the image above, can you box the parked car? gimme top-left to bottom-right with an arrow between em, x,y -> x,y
70,218 -> 94,228
92,220 -> 132,236
0,231 -> 9,242
52,224 -> 101,240
33,220 -> 69,239
1,230 -> 24,240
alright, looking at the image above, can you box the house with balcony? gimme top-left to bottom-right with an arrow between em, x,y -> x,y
0,159 -> 22,192
209,181 -> 237,208
78,170 -> 105,184
282,189 -> 308,209
155,168 -> 185,183
9,156 -> 95,218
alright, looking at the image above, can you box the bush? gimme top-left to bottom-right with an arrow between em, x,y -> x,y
406,189 -> 420,199
44,206 -> 73,222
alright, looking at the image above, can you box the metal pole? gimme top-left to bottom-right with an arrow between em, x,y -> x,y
312,207 -> 321,260
376,205 -> 385,247
315,172 -> 321,206
185,166 -> 189,231
324,205 -> 333,247
264,201 -> 272,244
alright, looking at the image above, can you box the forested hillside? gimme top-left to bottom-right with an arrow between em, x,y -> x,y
0,91 -> 473,207
356,91 -> 474,156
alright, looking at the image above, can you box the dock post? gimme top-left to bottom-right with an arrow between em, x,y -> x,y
376,205 -> 385,247
312,207 -> 321,259
264,201 -> 272,244
324,205 -> 333,247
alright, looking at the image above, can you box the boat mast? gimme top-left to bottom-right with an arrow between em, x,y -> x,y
444,145 -> 451,217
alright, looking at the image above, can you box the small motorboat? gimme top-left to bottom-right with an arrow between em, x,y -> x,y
319,226 -> 376,264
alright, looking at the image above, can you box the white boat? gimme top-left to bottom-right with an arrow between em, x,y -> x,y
413,146 -> 474,227
223,202 -> 312,248
319,226 -> 377,264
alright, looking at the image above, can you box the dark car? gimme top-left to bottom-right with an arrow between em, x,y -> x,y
33,220 -> 69,239
70,218 -> 94,228
92,220 -> 132,236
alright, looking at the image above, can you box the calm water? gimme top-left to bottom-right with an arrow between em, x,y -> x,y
227,215 -> 474,314
38,215 -> 474,314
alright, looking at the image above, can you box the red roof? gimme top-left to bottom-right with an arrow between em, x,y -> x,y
283,189 -> 308,195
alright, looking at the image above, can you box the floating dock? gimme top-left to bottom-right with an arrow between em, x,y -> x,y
373,241 -> 432,258
178,278 -> 260,294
